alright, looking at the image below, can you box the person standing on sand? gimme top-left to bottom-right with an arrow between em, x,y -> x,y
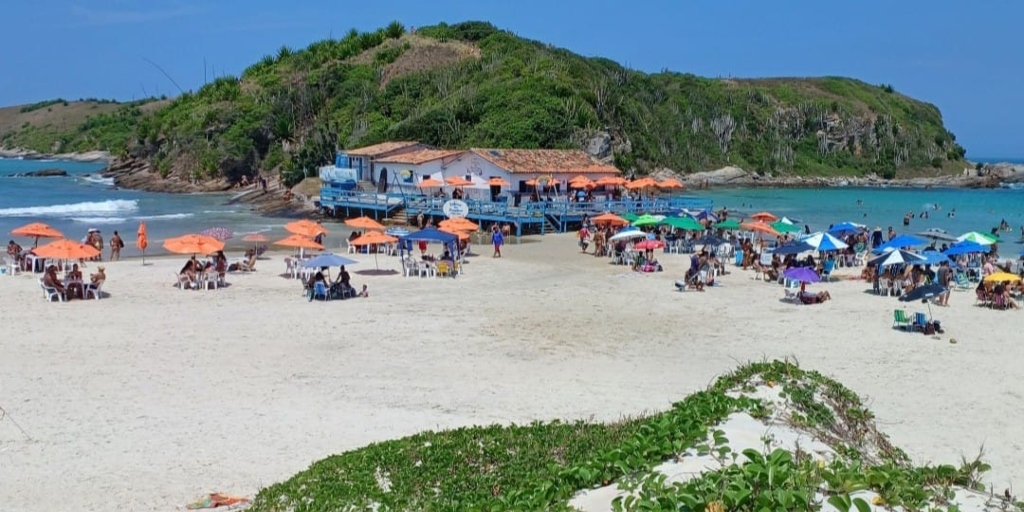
491,224 -> 503,258
110,231 -> 124,261
92,230 -> 104,261
578,225 -> 591,253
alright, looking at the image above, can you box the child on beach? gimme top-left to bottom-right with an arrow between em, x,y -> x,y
491,224 -> 503,258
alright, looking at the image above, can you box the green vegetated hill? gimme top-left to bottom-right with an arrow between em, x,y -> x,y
1,21 -> 966,186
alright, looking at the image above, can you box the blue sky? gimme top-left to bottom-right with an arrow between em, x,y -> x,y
2,0 -> 1020,157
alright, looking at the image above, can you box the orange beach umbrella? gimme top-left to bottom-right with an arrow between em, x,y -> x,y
487,177 -> 510,187
349,231 -> 398,246
273,234 -> 324,250
349,231 -> 399,270
657,178 -> 685,189
591,212 -> 629,226
626,177 -> 657,190
33,238 -> 100,260
11,222 -> 63,247
345,216 -> 386,231
741,222 -> 782,237
241,233 -> 269,243
284,219 -> 328,238
438,217 -> 479,232
418,178 -> 444,188
137,222 -> 148,264
750,212 -> 777,222
595,176 -> 627,186
163,234 -> 225,255
445,176 -> 473,187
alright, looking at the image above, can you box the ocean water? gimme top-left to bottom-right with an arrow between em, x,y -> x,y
4,158 -> 1023,257
973,156 -> 1024,165
0,158 -> 283,256
689,186 -> 1024,241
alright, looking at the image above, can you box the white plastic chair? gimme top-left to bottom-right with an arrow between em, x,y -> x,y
85,280 -> 104,300
39,279 -> 64,302
345,240 -> 356,254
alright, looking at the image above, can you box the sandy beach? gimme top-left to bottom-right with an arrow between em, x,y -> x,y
1,233 -> 1022,511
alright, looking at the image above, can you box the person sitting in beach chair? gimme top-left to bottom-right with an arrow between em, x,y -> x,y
178,258 -> 199,288
228,250 -> 256,272
798,290 -> 832,304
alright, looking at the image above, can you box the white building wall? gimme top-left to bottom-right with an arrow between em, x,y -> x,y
377,153 -> 617,199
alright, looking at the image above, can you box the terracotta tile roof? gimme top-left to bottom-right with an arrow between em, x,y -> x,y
374,149 -> 466,165
469,148 -> 621,175
344,141 -> 421,157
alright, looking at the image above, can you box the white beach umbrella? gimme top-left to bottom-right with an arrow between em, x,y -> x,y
609,229 -> 650,242
867,249 -> 927,267
801,232 -> 849,251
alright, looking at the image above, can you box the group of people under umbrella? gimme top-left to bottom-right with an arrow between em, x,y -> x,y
6,222 -> 110,301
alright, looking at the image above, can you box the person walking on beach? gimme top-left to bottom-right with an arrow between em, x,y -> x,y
109,231 -> 124,261
578,225 -> 591,253
491,224 -> 503,258
937,261 -> 952,306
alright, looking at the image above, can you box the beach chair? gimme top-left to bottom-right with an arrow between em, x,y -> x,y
892,309 -> 912,330
284,258 -> 297,279
203,272 -> 219,290
436,261 -> 451,277
309,282 -> 330,301
783,280 -> 800,302
39,279 -> 65,302
821,259 -> 835,282
174,272 -> 195,290
84,280 -> 104,300
912,312 -> 928,332
2,257 -> 19,276
954,272 -> 970,291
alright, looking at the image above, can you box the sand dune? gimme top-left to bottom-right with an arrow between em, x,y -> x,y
0,234 -> 1021,511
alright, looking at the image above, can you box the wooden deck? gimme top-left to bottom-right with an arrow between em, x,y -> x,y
318,189 -> 713,240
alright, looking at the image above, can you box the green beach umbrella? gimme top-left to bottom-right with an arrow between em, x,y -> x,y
714,219 -> 742,230
662,217 -> 705,231
771,221 -> 801,234
957,231 -> 999,245
620,213 -> 640,222
632,214 -> 660,227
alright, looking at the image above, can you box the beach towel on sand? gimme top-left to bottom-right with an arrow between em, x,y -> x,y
186,493 -> 250,509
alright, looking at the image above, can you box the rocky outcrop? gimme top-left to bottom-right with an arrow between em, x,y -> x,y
584,131 -> 612,162
10,168 -> 68,177
102,156 -> 316,216
0,147 -> 110,163
976,162 -> 1024,184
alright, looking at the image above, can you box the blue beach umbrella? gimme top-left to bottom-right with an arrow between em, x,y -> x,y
875,234 -> 928,253
828,222 -> 865,237
917,250 -> 951,265
942,241 -> 987,256
868,249 -> 927,267
801,232 -> 849,252
774,241 -> 815,255
301,253 -> 359,268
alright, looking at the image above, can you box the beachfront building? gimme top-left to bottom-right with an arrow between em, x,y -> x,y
318,142 -> 711,237
376,147 -> 621,200
319,141 -> 427,190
